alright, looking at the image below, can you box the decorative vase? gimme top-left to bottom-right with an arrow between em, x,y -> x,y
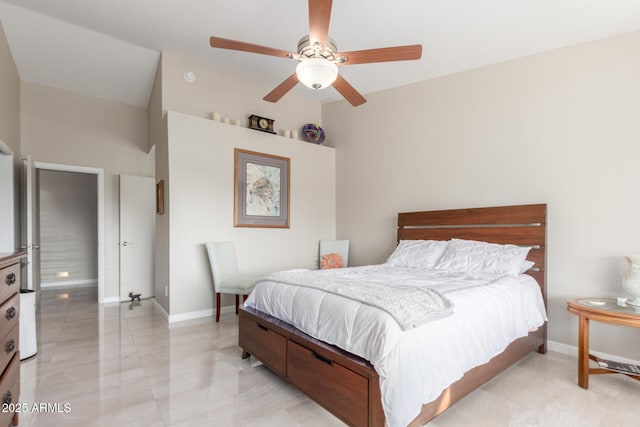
302,123 -> 326,144
622,255 -> 640,306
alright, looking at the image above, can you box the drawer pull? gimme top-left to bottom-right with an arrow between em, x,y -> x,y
257,323 -> 268,332
2,391 -> 11,405
5,273 -> 16,286
5,339 -> 15,354
312,351 -> 333,366
5,306 -> 16,320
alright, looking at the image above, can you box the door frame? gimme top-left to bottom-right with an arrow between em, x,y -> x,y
34,162 -> 106,302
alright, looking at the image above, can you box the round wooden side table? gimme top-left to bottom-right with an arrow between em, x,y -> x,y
567,298 -> 640,389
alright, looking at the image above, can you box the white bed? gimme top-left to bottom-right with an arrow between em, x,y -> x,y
238,204 -> 548,427
245,264 -> 547,427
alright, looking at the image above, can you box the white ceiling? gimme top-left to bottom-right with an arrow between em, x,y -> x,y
1,0 -> 640,108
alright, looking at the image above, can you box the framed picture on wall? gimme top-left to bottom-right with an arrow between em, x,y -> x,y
234,148 -> 290,228
156,180 -> 164,215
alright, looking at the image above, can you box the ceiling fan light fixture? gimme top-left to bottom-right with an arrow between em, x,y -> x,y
296,58 -> 338,90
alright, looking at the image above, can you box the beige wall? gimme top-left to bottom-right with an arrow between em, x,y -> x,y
147,58 -> 163,152
0,21 -> 21,250
165,111 -> 335,318
323,31 -> 640,360
0,21 -> 19,156
161,51 -> 321,136
152,52 -> 326,317
148,56 -> 169,310
20,83 -> 154,299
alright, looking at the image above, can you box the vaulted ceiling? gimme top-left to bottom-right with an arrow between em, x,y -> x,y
1,0 -> 640,108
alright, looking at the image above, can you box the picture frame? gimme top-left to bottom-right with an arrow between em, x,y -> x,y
156,180 -> 164,215
234,148 -> 290,228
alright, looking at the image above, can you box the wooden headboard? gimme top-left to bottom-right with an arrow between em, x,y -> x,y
397,203 -> 547,302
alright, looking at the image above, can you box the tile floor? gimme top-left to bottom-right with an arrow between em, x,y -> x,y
17,286 -> 640,426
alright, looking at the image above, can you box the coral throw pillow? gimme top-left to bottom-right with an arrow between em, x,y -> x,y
320,253 -> 344,269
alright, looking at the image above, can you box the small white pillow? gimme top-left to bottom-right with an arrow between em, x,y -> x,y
434,238 -> 530,276
520,260 -> 535,273
386,240 -> 448,269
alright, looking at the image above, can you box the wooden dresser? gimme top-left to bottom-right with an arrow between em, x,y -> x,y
0,252 -> 24,427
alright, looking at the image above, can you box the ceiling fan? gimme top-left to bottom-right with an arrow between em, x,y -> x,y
209,0 -> 422,107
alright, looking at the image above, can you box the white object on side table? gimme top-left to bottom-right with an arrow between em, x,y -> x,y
623,255 -> 640,306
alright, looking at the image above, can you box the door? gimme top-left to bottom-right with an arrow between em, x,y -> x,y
119,175 -> 155,300
22,156 -> 41,291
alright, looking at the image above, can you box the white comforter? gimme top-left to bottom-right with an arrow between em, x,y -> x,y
245,264 -> 547,427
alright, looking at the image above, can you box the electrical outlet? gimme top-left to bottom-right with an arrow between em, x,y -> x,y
165,286 -> 168,297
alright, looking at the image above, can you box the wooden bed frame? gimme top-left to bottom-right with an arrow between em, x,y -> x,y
239,204 -> 547,426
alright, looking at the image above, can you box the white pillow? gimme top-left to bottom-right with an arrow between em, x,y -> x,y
520,260 -> 535,273
386,240 -> 448,269
434,238 -> 530,276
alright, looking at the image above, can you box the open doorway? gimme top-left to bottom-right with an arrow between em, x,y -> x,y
38,169 -> 97,290
24,161 -> 105,301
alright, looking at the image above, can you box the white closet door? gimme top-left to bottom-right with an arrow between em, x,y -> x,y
119,175 -> 155,300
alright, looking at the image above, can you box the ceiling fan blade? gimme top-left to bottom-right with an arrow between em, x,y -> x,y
332,74 -> 366,107
308,0 -> 332,50
263,73 -> 299,103
210,36 -> 293,59
336,44 -> 422,65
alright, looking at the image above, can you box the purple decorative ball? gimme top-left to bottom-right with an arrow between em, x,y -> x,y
302,123 -> 325,144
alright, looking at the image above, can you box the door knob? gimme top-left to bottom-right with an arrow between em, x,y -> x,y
122,242 -> 133,246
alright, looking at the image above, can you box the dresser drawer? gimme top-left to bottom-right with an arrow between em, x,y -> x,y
0,264 -> 19,306
0,294 -> 19,345
0,354 -> 20,427
240,317 -> 287,377
0,326 -> 18,375
288,340 -> 368,427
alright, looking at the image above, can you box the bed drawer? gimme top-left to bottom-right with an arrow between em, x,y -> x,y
0,263 -> 20,306
240,317 -> 287,377
288,340 -> 368,427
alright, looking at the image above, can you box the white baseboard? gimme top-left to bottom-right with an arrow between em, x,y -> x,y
151,300 -> 235,323
168,308 -> 215,323
548,339 -> 640,365
100,296 -> 121,304
41,279 -> 97,288
152,299 -> 169,320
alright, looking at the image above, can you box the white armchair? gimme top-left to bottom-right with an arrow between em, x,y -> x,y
205,242 -> 256,322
